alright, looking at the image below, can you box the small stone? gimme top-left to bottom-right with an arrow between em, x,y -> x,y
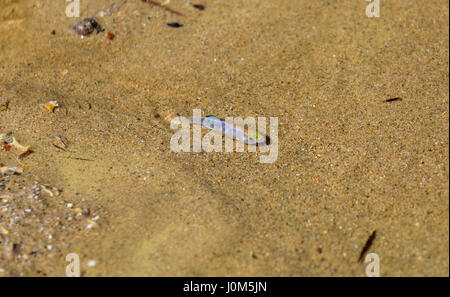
71,18 -> 103,38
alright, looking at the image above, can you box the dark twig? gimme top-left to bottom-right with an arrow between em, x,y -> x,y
19,150 -> 33,159
383,97 -> 402,103
68,157 -> 95,162
53,144 -> 67,151
358,230 -> 377,263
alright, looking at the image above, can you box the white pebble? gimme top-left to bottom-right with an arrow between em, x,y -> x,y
87,260 -> 97,267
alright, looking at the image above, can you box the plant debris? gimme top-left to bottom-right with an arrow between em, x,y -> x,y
52,144 -> 66,151
0,133 -> 31,153
39,184 -> 61,197
192,4 -> 205,10
167,22 -> 183,28
18,150 -> 33,160
52,136 -> 68,151
68,157 -> 94,162
383,97 -> 402,103
41,101 -> 59,112
358,230 -> 377,263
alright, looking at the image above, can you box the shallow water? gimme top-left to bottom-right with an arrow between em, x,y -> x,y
0,0 -> 448,276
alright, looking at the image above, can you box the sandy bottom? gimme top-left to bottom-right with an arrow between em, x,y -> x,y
0,0 -> 448,276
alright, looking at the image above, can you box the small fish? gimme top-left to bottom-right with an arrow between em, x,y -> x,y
191,115 -> 269,145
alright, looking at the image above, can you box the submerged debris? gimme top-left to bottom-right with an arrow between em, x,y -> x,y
71,18 -> 104,38
167,22 -> 183,28
10,137 -> 31,152
0,166 -> 23,176
68,157 -> 94,162
383,97 -> 403,103
19,150 -> 33,160
192,4 -> 205,10
0,99 -> 9,112
41,101 -> 59,113
52,136 -> 69,151
0,133 -> 31,153
39,184 -> 61,197
358,230 -> 377,263
3,143 -> 11,151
